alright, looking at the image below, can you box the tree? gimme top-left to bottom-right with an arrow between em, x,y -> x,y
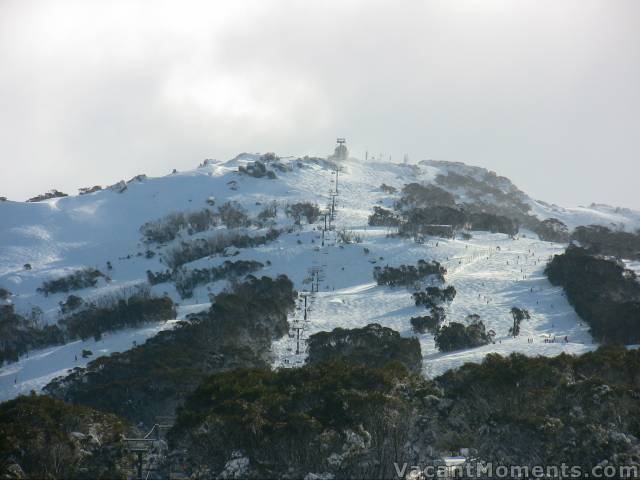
509,307 -> 531,337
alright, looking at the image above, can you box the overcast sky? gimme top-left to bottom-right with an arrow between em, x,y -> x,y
1,0 -> 639,208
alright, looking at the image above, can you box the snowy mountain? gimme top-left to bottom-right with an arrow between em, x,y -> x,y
1,153 -> 639,401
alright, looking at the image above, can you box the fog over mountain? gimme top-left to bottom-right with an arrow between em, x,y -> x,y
1,0 -> 639,208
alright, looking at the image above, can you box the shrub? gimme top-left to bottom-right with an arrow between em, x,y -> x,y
26,189 -> 68,202
410,315 -> 439,334
238,160 -> 277,179
338,229 -> 363,244
140,209 -> 218,243
38,268 -> 104,296
285,202 -> 320,225
173,260 -> 264,298
380,183 -> 397,194
59,295 -> 84,314
256,201 -> 278,225
78,185 -> 102,195
146,269 -> 173,285
163,229 -> 280,269
218,201 -> 250,228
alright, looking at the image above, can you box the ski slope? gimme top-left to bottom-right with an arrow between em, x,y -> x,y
1,154 -> 636,400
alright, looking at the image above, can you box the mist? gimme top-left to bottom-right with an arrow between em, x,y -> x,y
1,0 -> 639,208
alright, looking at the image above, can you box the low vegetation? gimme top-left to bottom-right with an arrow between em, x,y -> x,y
425,346 -> 640,469
147,259 -> 264,298
367,206 -> 401,227
434,315 -> 493,352
168,360 -> 417,479
373,260 -> 446,287
0,305 -> 65,365
45,275 -> 296,425
217,201 -> 250,228
307,323 -> 423,374
396,183 -> 456,209
59,287 -> 175,341
37,268 -> 105,296
26,189 -> 68,202
0,395 -> 131,479
140,209 -> 218,243
163,229 -> 280,269
1,287 -> 175,364
238,160 -> 277,179
285,201 -> 321,225
410,315 -> 439,334
529,217 -> 570,243
571,224 -> 640,259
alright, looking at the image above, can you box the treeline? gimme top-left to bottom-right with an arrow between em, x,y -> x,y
399,206 -> 518,237
0,395 -> 131,479
140,202 -> 251,244
0,287 -> 175,365
545,245 -> 640,344
163,229 -> 280,269
37,268 -> 105,296
371,181 -> 577,243
147,260 -> 264,298
167,344 -> 640,478
373,260 -> 446,287
44,275 -> 296,425
434,171 -> 532,220
0,305 -> 65,365
140,208 -> 219,243
59,288 -> 176,341
5,346 -> 640,478
367,182 -> 522,237
306,323 -> 422,374
168,360 -> 416,479
141,201 -> 319,245
427,346 -> 640,468
571,224 -> 640,259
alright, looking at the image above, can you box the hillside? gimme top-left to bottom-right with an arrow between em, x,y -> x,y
1,153 -> 640,401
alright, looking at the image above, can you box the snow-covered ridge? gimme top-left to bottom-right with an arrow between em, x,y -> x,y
1,153 -> 638,401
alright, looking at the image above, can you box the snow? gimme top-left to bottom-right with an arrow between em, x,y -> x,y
1,154 -> 637,401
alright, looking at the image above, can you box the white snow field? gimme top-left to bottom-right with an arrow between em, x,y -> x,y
0,154 -> 637,401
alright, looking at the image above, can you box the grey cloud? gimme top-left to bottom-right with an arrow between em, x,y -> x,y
0,0 -> 639,208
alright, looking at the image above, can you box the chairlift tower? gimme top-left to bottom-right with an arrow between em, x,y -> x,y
330,138 -> 348,162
